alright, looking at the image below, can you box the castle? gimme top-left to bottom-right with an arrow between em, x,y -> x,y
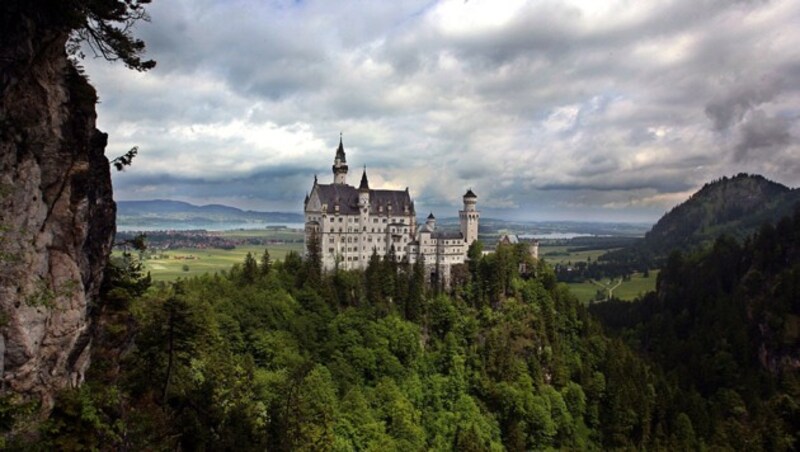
304,137 -> 479,285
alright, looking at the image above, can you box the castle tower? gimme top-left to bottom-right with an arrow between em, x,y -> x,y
358,167 -> 370,207
332,134 -> 348,185
426,212 -> 436,230
459,189 -> 479,245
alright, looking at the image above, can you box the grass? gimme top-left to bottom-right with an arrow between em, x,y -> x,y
121,228 -> 306,281
612,270 -> 660,300
137,244 -> 304,281
566,270 -> 660,304
564,281 -> 603,304
538,245 -> 614,266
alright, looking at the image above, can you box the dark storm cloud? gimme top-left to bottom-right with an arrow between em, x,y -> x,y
734,111 -> 793,161
705,78 -> 784,131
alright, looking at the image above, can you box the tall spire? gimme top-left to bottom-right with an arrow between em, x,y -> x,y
332,134 -> 348,184
336,132 -> 346,163
359,166 -> 370,191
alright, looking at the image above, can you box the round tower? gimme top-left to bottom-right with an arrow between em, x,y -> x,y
332,134 -> 348,185
426,212 -> 436,230
459,189 -> 479,245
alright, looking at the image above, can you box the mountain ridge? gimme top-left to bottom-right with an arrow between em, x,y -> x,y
117,199 -> 305,226
604,173 -> 800,265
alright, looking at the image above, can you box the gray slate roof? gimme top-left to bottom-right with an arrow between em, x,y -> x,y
432,231 -> 465,240
314,184 -> 415,216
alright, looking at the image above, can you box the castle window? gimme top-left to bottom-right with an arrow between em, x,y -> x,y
339,217 -> 343,222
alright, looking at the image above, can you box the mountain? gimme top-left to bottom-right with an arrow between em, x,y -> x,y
643,173 -> 800,253
604,174 -> 800,266
117,199 -> 304,228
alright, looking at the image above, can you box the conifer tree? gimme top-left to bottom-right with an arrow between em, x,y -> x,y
260,248 -> 271,276
242,252 -> 258,284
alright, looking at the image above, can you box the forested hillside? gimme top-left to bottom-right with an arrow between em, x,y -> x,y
0,242 -> 711,450
591,208 -> 800,449
600,173 -> 800,274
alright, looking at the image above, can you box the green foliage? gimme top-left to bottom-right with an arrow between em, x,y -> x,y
110,146 -> 138,171
38,216 -> 799,450
591,207 -> 800,449
3,0 -> 157,71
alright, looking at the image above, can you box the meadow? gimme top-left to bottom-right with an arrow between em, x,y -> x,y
538,244 -> 611,266
563,271 -> 660,304
538,243 -> 658,303
125,228 -> 305,281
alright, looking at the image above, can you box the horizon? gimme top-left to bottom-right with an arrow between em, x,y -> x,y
116,198 -> 657,226
86,0 -> 800,223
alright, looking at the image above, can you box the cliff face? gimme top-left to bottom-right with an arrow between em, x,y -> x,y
0,15 -> 115,411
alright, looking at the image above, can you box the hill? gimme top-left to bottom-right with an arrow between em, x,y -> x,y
117,199 -> 304,228
602,174 -> 800,268
590,209 -> 800,448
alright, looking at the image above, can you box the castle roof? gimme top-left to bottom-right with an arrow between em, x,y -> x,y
464,188 -> 477,199
499,233 -> 519,244
335,135 -> 346,162
432,231 -> 464,240
312,183 -> 414,216
427,212 -> 435,220
359,167 -> 369,190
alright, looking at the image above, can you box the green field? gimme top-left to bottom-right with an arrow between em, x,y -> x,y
120,228 -> 306,281
538,245 -> 614,266
133,244 -> 303,281
566,270 -> 660,304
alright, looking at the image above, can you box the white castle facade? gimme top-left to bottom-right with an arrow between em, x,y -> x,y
304,137 -> 479,284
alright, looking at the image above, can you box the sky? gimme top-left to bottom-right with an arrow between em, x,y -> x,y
84,0 -> 800,223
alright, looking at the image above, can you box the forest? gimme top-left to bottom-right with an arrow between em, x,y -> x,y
2,210 -> 797,449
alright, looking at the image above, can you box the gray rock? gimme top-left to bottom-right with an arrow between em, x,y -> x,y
0,16 -> 115,414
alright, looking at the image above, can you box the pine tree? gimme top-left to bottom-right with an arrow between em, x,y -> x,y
242,252 -> 258,284
260,248 -> 271,276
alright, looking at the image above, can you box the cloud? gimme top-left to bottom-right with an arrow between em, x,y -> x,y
78,0 -> 800,222
705,77 -> 784,130
734,110 -> 793,161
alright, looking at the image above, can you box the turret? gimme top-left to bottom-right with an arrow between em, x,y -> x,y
358,167 -> 370,207
332,134 -> 348,185
460,188 -> 479,245
426,212 -> 436,230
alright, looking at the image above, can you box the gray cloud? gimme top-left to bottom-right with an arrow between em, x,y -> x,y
734,110 -> 793,161
705,77 -> 784,130
81,0 -> 800,222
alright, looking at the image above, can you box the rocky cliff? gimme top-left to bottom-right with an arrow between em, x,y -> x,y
0,13 -> 115,412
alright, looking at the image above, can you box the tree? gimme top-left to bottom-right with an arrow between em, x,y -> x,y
260,248 -> 272,276
3,0 -> 156,72
65,0 -> 158,71
305,229 -> 322,288
405,257 -> 425,322
242,252 -> 258,284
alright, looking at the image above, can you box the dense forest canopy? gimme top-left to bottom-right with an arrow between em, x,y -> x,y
0,220 -> 795,449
